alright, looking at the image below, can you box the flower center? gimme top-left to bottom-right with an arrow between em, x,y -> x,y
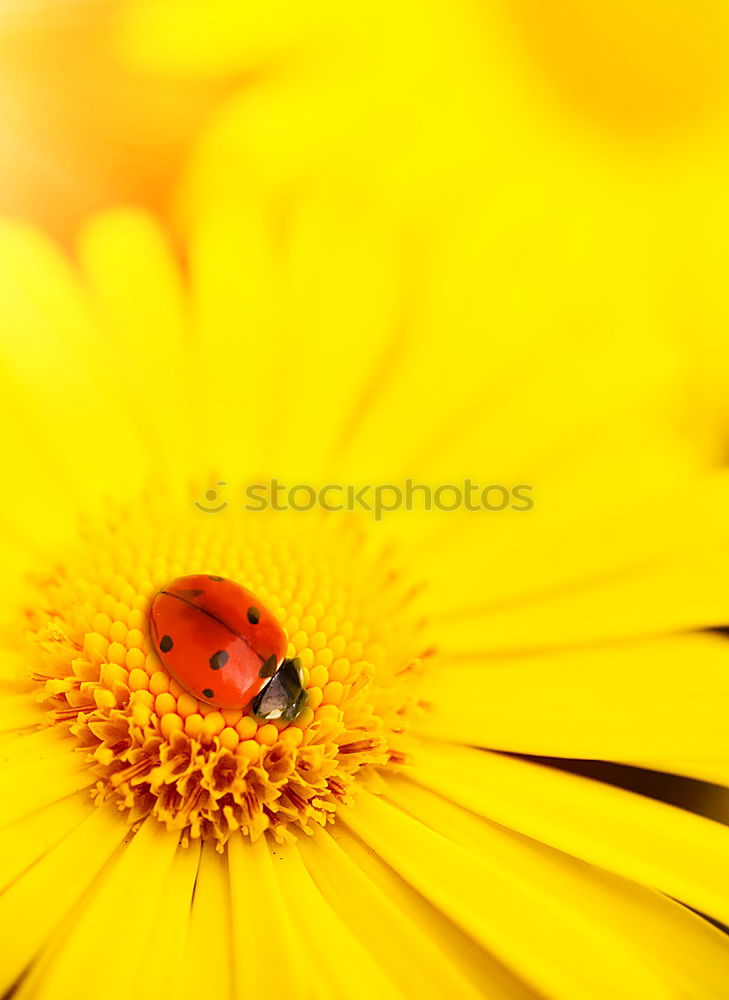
25,492 -> 432,845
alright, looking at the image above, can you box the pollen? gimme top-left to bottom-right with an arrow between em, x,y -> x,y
25,492 -> 432,846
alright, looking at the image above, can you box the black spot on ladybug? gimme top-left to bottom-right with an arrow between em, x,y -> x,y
159,635 -> 173,653
247,606 -> 260,625
210,650 -> 229,671
208,575 -> 224,582
175,588 -> 204,600
259,654 -> 278,678
202,688 -> 214,699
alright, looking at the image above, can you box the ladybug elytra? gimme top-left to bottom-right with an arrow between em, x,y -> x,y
149,574 -> 306,719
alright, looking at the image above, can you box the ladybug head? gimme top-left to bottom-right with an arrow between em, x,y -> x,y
252,657 -> 307,722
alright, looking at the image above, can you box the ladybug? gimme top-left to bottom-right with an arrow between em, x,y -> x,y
149,574 -> 307,720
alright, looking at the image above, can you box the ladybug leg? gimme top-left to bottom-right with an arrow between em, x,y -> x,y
251,657 -> 307,722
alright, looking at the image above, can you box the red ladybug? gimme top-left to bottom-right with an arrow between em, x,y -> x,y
149,574 -> 306,719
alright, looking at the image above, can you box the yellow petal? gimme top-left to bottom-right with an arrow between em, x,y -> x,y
0,219 -> 150,549
77,209 -> 202,482
0,804 -> 128,995
14,819 -> 179,1000
299,826 -> 492,1000
411,741 -> 729,928
127,839 -> 202,1000
342,784 -> 729,1000
188,188 -> 403,480
0,693 -> 44,734
419,470 -> 729,648
0,650 -> 35,687
189,201 -> 276,471
0,792 -> 93,894
0,729 -> 93,828
414,633 -> 729,760
181,840 -> 233,1000
253,191 -> 403,481
268,838 -> 402,1000
123,0 -> 359,74
326,821 -> 538,1000
333,270 -> 685,486
228,834 -> 309,1000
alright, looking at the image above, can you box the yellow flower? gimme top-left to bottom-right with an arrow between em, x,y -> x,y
0,206 -> 728,1000
0,1 -> 225,241
123,0 -> 729,145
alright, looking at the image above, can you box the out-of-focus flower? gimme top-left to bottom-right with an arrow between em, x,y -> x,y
122,0 -> 729,461
123,0 -> 729,141
0,207 -> 729,1000
0,0 -> 227,241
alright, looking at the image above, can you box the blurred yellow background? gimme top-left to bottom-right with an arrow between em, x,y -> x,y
2,0 -> 729,469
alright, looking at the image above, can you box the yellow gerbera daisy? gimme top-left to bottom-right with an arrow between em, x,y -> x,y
0,0 -> 226,240
1,205 -> 729,1000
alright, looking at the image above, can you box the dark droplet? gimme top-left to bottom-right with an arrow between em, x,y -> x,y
247,606 -> 261,625
202,688 -> 214,699
159,635 -> 173,653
